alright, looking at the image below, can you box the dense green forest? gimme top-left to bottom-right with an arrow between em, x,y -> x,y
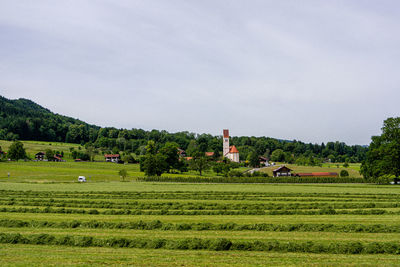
0,96 -> 367,163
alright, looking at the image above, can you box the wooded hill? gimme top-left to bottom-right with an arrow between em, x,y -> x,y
0,95 -> 367,163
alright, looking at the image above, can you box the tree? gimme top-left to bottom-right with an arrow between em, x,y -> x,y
8,141 -> 27,161
159,142 -> 180,172
340,170 -> 349,177
247,151 -> 260,168
361,117 -> 400,182
141,141 -> 168,176
118,169 -> 128,181
45,149 -> 54,161
85,145 -> 97,162
189,152 -> 210,176
0,146 -> 5,161
270,149 -> 285,162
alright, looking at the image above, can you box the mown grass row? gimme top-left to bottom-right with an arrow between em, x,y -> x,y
2,190 -> 398,201
0,206 -> 390,215
2,219 -> 400,233
0,199 -> 398,210
136,176 -> 365,183
1,233 -> 400,254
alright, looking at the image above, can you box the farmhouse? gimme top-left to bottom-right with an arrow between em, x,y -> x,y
53,154 -> 65,162
294,172 -> 338,177
223,129 -> 240,163
273,166 -> 293,177
35,152 -> 45,161
104,154 -> 120,163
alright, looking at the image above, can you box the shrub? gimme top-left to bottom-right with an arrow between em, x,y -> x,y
227,170 -> 243,177
340,170 -> 349,177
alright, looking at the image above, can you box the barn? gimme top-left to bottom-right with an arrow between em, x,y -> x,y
273,166 -> 293,177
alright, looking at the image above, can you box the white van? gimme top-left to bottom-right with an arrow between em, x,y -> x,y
78,176 -> 86,182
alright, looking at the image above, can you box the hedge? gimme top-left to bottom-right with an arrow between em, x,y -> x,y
135,176 -> 365,183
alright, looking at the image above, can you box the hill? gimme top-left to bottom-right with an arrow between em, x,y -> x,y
0,95 -> 99,142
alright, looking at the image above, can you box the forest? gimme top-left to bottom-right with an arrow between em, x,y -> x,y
0,96 -> 368,163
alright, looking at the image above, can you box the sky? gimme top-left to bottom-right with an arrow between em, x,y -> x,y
1,0 -> 399,145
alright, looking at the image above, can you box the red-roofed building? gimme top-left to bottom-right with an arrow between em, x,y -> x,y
53,155 -> 65,162
205,152 -> 215,157
105,154 -> 120,163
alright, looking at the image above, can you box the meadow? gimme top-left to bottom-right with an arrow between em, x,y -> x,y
0,141 -> 390,266
0,179 -> 400,266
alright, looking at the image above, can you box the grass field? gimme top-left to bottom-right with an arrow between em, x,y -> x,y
0,160 -> 360,183
0,140 -> 82,160
1,180 -> 400,266
0,161 -> 248,182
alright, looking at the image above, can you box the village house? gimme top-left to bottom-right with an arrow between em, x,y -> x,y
223,129 -> 240,163
35,152 -> 45,161
273,166 -> 293,177
53,154 -> 65,162
104,154 -> 120,163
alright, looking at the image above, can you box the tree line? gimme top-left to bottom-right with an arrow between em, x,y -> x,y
0,96 -> 367,164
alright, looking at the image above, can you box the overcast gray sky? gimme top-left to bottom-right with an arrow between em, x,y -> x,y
1,1 -> 399,145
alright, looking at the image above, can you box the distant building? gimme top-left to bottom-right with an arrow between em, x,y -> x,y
223,129 -> 240,163
259,156 -> 269,166
205,152 -> 215,157
104,154 -> 120,163
53,154 -> 65,162
177,148 -> 186,157
273,166 -> 292,177
35,152 -> 45,161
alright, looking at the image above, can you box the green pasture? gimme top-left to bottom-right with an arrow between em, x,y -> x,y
1,180 -> 400,265
2,244 -> 400,266
0,140 -> 81,160
0,161 -> 226,182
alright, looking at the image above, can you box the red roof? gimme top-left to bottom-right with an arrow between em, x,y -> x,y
205,152 -> 215,157
104,154 -> 120,158
223,129 -> 229,138
229,145 -> 239,153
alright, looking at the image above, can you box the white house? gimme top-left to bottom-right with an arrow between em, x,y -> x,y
104,154 -> 120,163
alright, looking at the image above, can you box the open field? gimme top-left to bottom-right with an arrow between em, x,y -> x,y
0,160 -> 360,184
0,182 -> 400,266
0,161 -> 240,182
0,140 -> 82,160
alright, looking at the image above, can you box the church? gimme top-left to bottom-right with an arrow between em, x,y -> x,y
223,129 -> 240,162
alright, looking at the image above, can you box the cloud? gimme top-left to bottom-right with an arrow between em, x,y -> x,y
1,0 -> 399,144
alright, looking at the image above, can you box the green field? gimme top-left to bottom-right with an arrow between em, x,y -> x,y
0,179 -> 400,266
0,142 -> 392,266
0,140 -> 82,160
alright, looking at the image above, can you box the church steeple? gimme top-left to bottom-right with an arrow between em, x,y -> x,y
223,129 -> 230,156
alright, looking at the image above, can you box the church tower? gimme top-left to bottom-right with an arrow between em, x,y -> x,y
223,129 -> 230,156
